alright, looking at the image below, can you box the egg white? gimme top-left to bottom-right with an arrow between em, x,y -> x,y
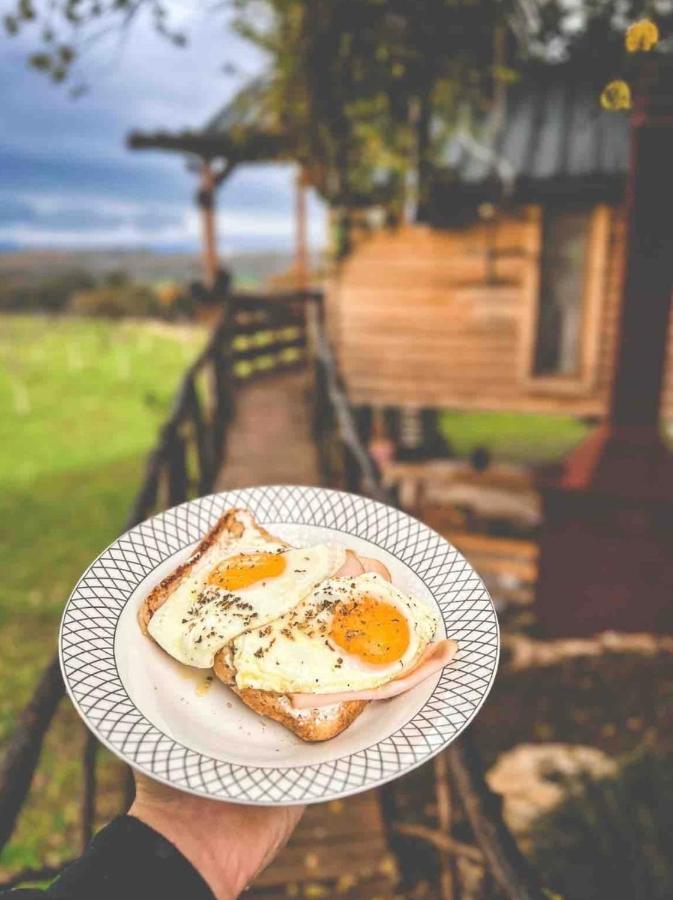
147,539 -> 346,667
233,572 -> 439,694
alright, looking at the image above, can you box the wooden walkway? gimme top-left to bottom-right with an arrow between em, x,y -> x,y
215,370 -> 321,490
215,369 -> 399,899
214,368 -> 538,897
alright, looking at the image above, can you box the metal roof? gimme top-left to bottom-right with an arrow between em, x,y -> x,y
434,70 -> 630,205
128,68 -> 630,204
128,77 -> 289,164
203,77 -> 279,136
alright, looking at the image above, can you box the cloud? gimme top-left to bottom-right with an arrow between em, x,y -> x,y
0,9 -> 327,251
0,198 -> 40,226
0,186 -> 326,251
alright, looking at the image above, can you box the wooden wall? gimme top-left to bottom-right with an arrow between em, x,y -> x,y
325,212 -> 673,420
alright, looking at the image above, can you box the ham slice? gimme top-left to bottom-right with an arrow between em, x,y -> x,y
335,550 -> 390,581
357,555 -> 392,581
289,639 -> 458,709
334,550 -> 365,578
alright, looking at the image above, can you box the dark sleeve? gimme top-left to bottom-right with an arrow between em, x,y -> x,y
3,816 -> 214,900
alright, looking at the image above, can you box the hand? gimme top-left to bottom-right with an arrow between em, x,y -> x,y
129,773 -> 304,899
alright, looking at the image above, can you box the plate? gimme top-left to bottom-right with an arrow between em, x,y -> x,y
60,485 -> 499,805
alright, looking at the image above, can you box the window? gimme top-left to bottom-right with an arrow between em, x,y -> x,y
520,203 -> 610,394
533,205 -> 592,377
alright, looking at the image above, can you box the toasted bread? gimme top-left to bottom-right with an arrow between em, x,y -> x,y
138,508 -> 287,634
141,508 -> 367,742
211,643 -> 367,741
233,687 -> 367,742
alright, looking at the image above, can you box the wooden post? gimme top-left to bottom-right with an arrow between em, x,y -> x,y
80,730 -> 98,851
295,167 -> 309,290
197,160 -> 219,290
536,62 -> 673,635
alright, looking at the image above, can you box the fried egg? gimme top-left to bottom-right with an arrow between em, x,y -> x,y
232,572 -> 439,694
147,537 -> 346,668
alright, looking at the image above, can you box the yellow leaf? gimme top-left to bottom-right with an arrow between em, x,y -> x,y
625,19 -> 659,52
600,80 -> 632,111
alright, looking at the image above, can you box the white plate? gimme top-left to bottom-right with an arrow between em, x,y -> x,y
60,485 -> 499,805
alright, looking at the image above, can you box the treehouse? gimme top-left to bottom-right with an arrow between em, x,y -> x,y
328,71 -> 673,429
128,69 -> 673,435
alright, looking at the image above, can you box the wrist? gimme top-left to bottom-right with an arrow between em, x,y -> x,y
128,800 -> 246,899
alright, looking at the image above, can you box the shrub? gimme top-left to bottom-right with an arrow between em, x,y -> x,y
0,269 -> 95,313
68,283 -> 162,319
531,749 -> 673,899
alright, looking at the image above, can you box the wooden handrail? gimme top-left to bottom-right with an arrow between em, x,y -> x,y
447,735 -> 545,899
1,289 -> 546,899
308,302 -> 392,502
0,656 -> 65,853
0,291 -> 315,884
309,307 -> 546,900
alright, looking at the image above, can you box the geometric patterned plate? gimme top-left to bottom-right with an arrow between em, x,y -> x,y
60,485 -> 499,805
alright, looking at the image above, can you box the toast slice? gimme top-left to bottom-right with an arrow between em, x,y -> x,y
138,508 -> 288,634
235,688 -> 367,742
211,647 -> 367,742
140,507 -> 368,742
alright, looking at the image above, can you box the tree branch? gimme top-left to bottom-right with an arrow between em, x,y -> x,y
447,734 -> 546,900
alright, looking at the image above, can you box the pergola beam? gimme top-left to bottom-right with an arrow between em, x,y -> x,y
127,126 -> 292,289
127,130 -> 288,164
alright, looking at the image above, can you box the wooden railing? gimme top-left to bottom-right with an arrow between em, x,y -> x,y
0,289 -> 545,899
230,292 -> 309,380
0,291 -> 309,890
308,302 -> 546,900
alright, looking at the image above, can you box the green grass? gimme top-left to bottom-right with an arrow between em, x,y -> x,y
438,409 -> 590,464
0,314 -> 205,875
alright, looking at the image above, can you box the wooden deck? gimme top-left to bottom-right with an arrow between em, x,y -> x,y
213,368 -> 538,897
215,369 -> 399,899
215,370 -> 321,490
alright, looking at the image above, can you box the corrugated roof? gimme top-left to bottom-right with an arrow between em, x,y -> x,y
436,71 -> 629,202
128,76 -> 288,163
204,77 -> 280,137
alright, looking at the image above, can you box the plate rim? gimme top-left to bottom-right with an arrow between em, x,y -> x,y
59,484 -> 500,805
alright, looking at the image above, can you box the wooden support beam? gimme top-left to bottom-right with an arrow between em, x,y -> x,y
0,656 -> 64,854
447,736 -> 545,900
80,730 -> 98,852
197,160 -> 219,290
294,167 -> 309,290
536,61 -> 673,635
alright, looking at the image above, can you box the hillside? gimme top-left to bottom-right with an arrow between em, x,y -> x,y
0,248 -> 301,290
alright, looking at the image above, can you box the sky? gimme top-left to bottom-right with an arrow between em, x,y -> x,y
0,2 -> 327,254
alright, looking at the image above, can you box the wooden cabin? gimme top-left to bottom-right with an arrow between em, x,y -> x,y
326,75 -> 673,424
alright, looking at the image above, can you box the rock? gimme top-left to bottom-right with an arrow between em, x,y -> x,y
486,743 -> 617,850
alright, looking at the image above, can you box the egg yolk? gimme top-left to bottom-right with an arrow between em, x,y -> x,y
330,595 -> 410,665
207,551 -> 286,591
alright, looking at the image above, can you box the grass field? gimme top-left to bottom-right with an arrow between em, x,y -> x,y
0,315 -> 205,874
0,313 -> 593,878
439,409 -> 589,463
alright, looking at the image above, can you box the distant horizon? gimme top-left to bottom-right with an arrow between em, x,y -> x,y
1,9 -> 327,253
0,244 -> 311,257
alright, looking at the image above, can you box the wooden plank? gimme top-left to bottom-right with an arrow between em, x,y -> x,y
341,321 -> 519,341
326,208 -> 673,420
341,342 -> 520,361
254,834 -> 392,887
232,336 -> 307,362
250,790 -> 395,891
440,530 -> 539,583
249,874 -> 398,899
346,382 -> 605,415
